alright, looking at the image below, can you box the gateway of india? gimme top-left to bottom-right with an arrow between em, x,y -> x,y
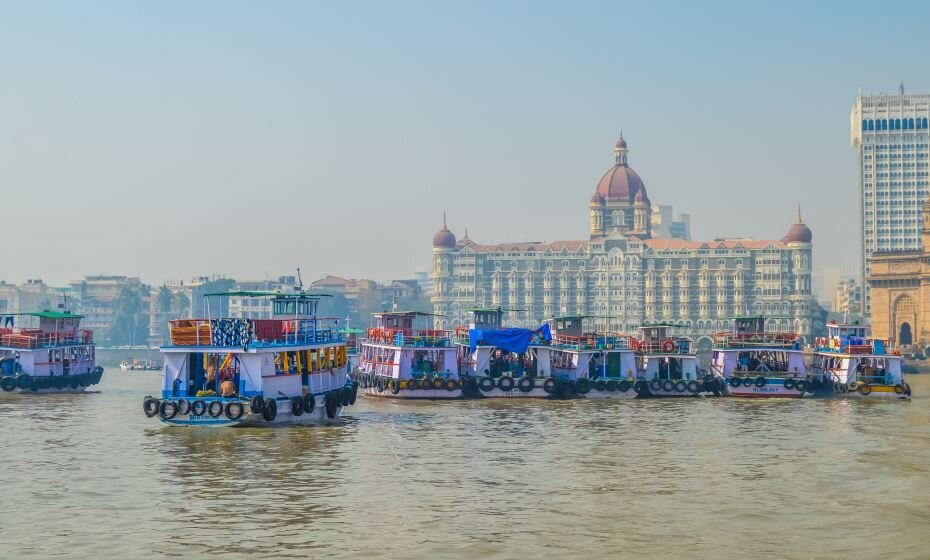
431,136 -> 814,346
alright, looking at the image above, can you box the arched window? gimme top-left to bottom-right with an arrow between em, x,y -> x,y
895,118 -> 901,130
924,118 -> 929,129
868,119 -> 874,130
881,119 -> 888,130
909,118 -> 915,129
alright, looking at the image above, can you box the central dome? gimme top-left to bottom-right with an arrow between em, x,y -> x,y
594,136 -> 647,202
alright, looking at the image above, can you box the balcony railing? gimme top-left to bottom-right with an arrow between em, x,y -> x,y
814,337 -> 894,355
0,328 -> 94,349
550,333 -> 634,350
365,328 -> 453,347
713,332 -> 800,349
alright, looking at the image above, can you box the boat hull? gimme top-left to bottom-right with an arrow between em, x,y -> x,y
582,388 -> 637,399
722,377 -> 830,398
636,379 -> 705,398
159,406 -> 344,427
832,383 -> 911,400
363,387 -> 463,399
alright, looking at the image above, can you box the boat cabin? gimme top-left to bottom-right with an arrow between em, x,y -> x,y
712,316 -> 800,350
0,311 -> 96,377
815,323 -> 889,355
358,311 -> 456,378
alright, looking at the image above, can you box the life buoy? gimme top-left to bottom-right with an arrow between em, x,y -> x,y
894,384 -> 906,395
542,377 -> 557,394
159,400 -> 178,420
575,377 -> 591,394
176,399 -> 191,415
730,377 -> 741,387
498,376 -> 515,392
859,383 -> 872,395
250,396 -> 265,414
687,380 -> 700,393
479,376 -> 496,392
755,377 -> 766,388
663,380 -> 675,393
191,400 -> 207,416
225,401 -> 244,420
594,379 -> 607,392
143,396 -> 160,417
303,393 -> 316,413
783,378 -> 795,390
662,340 -> 676,353
605,379 -> 619,392
263,398 -> 277,421
407,378 -> 420,391
207,401 -> 223,418
15,374 -> 30,390
445,379 -> 458,392
674,381 -> 687,393
291,397 -> 304,416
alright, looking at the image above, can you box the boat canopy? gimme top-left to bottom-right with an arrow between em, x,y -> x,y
469,324 -> 551,353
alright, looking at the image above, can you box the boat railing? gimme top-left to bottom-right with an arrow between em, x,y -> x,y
635,338 -> 693,355
813,336 -> 894,355
712,331 -> 799,349
550,333 -> 633,350
365,327 -> 453,347
0,328 -> 94,349
168,318 -> 344,348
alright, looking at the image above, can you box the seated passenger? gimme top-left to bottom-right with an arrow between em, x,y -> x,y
219,378 -> 237,398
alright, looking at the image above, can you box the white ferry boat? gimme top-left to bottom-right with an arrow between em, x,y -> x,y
811,322 -> 910,399
710,316 -> 829,398
0,311 -> 103,394
633,325 -> 706,398
454,308 -> 555,398
142,291 -> 355,427
355,311 -> 462,399
545,316 -> 638,399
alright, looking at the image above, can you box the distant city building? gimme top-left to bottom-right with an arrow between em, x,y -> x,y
432,136 -> 815,343
833,279 -> 862,316
228,276 -> 298,319
867,196 -> 930,347
650,204 -> 691,240
0,279 -> 67,318
850,89 -> 930,313
70,275 -> 144,332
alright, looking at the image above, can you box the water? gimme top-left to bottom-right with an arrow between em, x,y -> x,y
2,373 -> 930,559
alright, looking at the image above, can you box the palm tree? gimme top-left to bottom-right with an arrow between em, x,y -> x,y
157,286 -> 173,314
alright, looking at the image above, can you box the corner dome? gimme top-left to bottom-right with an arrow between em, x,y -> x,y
783,208 -> 812,244
433,225 -> 456,248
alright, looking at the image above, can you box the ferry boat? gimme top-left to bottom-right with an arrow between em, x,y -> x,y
142,291 -> 355,426
711,316 -> 828,398
0,311 -> 103,394
811,322 -> 911,399
633,325 -> 706,398
546,316 -> 638,399
454,308 -> 555,398
355,311 -> 462,399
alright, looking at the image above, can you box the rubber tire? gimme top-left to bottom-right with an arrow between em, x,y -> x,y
517,376 -> 534,393
159,400 -> 178,420
606,379 -> 619,392
784,378 -> 795,390
619,380 -> 632,392
15,374 -> 31,390
795,380 -> 808,393
191,400 -> 207,416
176,399 -> 191,415
207,401 -> 223,418
432,377 -> 444,390
542,377 -> 556,394
291,397 -> 304,416
859,383 -> 872,395
479,377 -> 496,392
594,379 -> 607,392
650,380 -> 662,392
225,401 -> 244,420
341,387 -> 352,406
498,376 -> 515,392
848,381 -> 859,391
755,377 -> 766,388
576,378 -> 591,395
389,379 -> 400,395
325,392 -> 338,419
143,396 -> 160,417
674,381 -> 687,393
0,376 -> 15,392
303,393 -> 316,414
250,396 -> 265,414
262,398 -> 277,421
445,379 -> 458,392
350,383 -> 358,405
894,384 -> 906,395
29,376 -> 41,392
662,380 -> 674,393
633,379 -> 646,394
687,380 -> 700,393
407,379 -> 420,391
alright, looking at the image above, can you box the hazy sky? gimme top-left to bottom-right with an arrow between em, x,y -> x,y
2,1 -> 929,288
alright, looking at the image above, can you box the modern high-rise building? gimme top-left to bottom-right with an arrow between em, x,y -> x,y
850,89 -> 930,313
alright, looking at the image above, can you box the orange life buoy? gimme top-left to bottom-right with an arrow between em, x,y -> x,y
662,339 -> 675,353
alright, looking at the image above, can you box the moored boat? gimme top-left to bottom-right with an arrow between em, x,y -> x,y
0,311 -> 104,394
355,311 -> 462,399
142,291 -> 356,427
811,322 -> 911,399
711,316 -> 829,398
632,325 -> 707,398
545,316 -> 638,399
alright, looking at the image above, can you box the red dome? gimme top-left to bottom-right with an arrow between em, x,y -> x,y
615,137 -> 627,149
433,227 -> 456,248
783,222 -> 812,244
595,165 -> 646,202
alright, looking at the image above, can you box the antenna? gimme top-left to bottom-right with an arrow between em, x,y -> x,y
296,268 -> 304,292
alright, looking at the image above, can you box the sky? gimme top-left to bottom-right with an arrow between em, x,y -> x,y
1,0 -> 929,291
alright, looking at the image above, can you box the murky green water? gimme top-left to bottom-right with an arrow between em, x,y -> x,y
2,373 -> 929,559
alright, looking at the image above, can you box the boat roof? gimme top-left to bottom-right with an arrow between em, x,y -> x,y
203,290 -> 332,298
338,328 -> 367,334
10,311 -> 83,319
372,311 -> 441,317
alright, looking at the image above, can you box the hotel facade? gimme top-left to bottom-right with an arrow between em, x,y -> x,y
431,137 -> 815,346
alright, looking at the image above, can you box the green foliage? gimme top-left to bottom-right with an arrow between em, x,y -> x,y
109,287 -> 148,345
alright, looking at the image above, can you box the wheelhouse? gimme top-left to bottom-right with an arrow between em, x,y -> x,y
358,311 -> 456,378
710,316 -> 805,377
635,325 -> 698,381
546,315 -> 636,379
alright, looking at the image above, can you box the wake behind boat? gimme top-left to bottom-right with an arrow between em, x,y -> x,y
142,291 -> 356,427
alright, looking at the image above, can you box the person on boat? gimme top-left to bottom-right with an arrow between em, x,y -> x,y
219,377 -> 237,398
204,364 -> 217,392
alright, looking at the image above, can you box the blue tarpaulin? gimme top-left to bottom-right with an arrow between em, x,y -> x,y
469,324 -> 552,353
